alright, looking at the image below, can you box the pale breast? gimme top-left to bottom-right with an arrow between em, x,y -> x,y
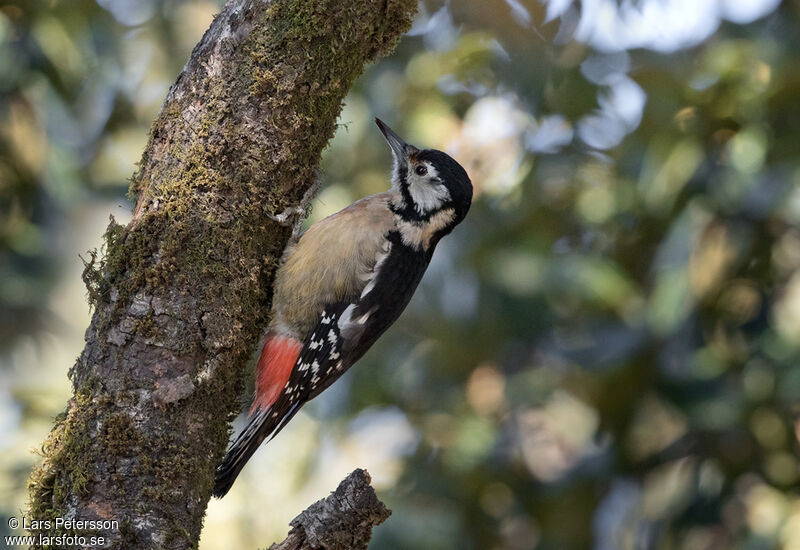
271,192 -> 398,337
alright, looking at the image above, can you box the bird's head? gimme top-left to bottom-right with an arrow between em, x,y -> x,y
376,118 -> 472,234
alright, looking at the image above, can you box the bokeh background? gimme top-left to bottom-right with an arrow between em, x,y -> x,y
2,0 -> 800,548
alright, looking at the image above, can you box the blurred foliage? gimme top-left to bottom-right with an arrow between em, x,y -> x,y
3,0 -> 800,549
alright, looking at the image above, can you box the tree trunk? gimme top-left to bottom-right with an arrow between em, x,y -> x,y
25,0 -> 416,548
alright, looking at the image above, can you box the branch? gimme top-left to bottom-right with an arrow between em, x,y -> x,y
25,0 -> 416,548
269,469 -> 391,550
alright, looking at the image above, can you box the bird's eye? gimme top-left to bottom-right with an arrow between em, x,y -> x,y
414,164 -> 428,176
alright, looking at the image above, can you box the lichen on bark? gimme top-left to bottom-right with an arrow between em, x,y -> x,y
26,0 -> 417,547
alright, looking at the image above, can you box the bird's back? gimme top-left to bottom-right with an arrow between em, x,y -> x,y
270,191 -> 398,337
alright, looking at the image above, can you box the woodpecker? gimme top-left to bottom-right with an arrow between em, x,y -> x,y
213,118 -> 472,497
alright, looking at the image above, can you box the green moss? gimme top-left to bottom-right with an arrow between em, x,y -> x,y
135,313 -> 156,339
239,0 -> 415,175
27,385 -> 96,523
101,413 -> 141,456
118,519 -> 139,547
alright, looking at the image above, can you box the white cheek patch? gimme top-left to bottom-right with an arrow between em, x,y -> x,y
407,163 -> 450,214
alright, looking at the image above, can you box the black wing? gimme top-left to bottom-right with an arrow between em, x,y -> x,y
305,232 -> 430,399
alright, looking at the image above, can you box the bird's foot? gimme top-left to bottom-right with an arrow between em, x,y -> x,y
267,174 -> 321,239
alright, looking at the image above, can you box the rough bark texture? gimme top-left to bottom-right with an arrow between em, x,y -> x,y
269,469 -> 391,550
25,0 -> 416,548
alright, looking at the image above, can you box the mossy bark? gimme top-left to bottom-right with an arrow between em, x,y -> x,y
26,0 -> 416,548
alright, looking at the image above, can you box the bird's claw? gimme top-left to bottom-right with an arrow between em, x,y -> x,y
267,205 -> 305,227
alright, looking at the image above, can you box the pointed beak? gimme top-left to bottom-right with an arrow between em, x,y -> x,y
375,118 -> 411,160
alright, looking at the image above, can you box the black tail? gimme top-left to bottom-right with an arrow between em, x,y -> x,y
213,400 -> 303,498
